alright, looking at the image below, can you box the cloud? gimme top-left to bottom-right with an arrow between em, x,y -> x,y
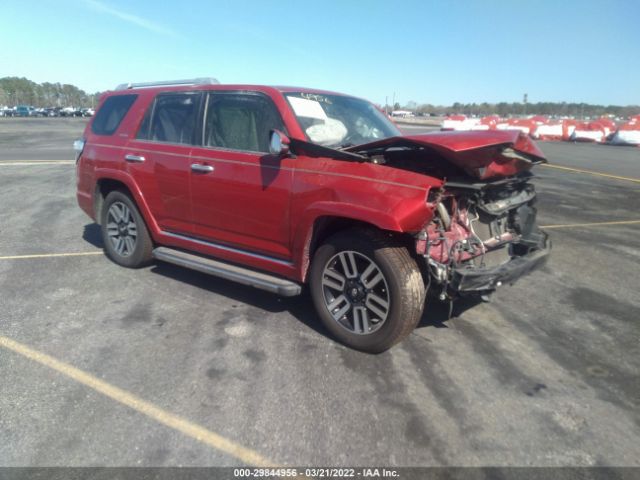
82,0 -> 179,38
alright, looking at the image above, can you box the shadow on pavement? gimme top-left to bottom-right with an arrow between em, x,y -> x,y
149,260 -> 483,344
82,223 -> 103,248
416,295 -> 482,330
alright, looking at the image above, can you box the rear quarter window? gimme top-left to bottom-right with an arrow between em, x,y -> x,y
91,94 -> 138,135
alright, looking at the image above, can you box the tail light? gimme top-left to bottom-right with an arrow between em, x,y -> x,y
73,137 -> 85,163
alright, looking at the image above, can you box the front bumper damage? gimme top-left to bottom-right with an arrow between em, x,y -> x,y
449,231 -> 551,294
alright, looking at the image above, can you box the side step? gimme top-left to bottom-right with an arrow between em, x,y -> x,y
152,247 -> 302,297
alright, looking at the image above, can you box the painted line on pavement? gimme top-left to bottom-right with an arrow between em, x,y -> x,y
0,252 -> 103,260
0,335 -> 276,467
541,219 -> 640,229
0,160 -> 74,165
541,164 -> 640,184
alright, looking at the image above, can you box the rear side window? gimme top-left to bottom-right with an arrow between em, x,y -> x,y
91,94 -> 137,135
204,93 -> 285,152
143,93 -> 200,145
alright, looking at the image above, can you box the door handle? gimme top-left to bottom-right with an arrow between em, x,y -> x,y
191,163 -> 214,173
125,154 -> 145,163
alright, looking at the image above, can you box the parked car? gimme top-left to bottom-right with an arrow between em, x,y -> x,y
60,106 -> 82,117
15,105 -> 34,117
81,107 -> 95,117
75,79 -> 550,352
43,107 -> 61,117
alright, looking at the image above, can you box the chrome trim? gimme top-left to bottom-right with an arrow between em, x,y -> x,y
191,163 -> 214,173
161,231 -> 294,267
124,154 -> 145,163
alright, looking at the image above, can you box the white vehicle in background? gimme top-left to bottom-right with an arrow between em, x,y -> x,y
532,122 -> 563,139
81,107 -> 95,117
60,106 -> 82,117
610,115 -> 640,145
441,115 -> 480,131
570,118 -> 616,143
390,110 -> 414,118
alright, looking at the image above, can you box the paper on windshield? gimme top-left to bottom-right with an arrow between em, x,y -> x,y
288,96 -> 328,120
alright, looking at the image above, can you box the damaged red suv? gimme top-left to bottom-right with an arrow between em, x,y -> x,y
76,78 -> 550,353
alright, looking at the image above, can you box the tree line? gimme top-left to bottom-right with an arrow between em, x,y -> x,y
0,77 -> 101,108
2,76 -> 637,117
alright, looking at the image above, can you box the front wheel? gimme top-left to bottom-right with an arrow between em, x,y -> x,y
309,229 -> 426,353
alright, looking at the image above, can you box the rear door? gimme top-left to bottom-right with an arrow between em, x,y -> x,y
189,91 -> 294,260
126,91 -> 202,235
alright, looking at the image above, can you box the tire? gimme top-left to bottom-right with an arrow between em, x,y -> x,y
309,228 -> 426,353
100,190 -> 154,268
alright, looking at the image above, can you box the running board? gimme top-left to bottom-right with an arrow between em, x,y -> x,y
152,247 -> 301,297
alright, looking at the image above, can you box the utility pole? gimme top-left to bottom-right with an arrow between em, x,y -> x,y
523,93 -> 528,116
385,96 -> 388,115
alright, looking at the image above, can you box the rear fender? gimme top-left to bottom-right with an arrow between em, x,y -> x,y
94,168 -> 160,237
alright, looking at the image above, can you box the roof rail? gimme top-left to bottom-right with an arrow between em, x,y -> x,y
114,77 -> 220,90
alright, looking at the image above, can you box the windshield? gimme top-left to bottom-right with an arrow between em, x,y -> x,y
284,92 -> 400,148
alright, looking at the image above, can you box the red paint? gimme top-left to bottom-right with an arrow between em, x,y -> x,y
346,130 -> 546,180
77,84 -> 546,283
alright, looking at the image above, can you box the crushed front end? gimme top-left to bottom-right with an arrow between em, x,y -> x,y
416,173 -> 551,299
342,129 -> 552,299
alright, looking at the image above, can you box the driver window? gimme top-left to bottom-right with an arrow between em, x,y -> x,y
204,93 -> 285,153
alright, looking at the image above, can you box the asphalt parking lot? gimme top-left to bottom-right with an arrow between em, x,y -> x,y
1,118 -> 639,467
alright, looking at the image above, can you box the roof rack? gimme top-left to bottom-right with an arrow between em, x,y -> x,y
114,77 -> 220,90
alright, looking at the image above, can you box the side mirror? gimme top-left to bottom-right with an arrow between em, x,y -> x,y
269,129 -> 290,156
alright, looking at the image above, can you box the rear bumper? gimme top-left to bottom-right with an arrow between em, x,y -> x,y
449,232 -> 551,293
77,191 -> 95,221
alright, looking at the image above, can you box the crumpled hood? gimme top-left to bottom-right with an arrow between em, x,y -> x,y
346,130 -> 547,180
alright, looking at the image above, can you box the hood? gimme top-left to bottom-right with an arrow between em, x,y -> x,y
345,130 -> 547,180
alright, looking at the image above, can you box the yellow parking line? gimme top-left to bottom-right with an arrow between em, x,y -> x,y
541,219 -> 640,229
541,164 -> 640,184
0,160 -> 74,165
0,335 -> 275,467
0,252 -> 103,260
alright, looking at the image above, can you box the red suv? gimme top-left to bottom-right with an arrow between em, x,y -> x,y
76,78 -> 550,353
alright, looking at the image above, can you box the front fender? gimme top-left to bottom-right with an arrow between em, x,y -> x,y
291,198 -> 434,282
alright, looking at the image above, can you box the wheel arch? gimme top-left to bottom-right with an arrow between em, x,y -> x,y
93,170 -> 159,236
295,209 -> 416,283
94,178 -> 133,225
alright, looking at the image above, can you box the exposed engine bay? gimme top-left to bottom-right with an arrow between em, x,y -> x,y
342,131 -> 552,299
415,175 -> 549,299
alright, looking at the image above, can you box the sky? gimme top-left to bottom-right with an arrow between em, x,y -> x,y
1,0 -> 639,106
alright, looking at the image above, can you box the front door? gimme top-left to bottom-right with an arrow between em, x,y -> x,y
189,91 -> 293,260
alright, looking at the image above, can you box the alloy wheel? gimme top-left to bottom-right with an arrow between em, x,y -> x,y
106,201 -> 138,257
321,251 -> 390,335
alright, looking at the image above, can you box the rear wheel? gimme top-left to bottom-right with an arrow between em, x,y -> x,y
101,190 -> 153,268
310,229 -> 426,353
